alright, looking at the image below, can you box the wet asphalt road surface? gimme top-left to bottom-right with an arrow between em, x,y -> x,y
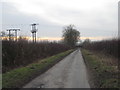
23,49 -> 90,88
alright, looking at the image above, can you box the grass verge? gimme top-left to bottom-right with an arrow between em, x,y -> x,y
81,49 -> 119,88
2,49 -> 74,88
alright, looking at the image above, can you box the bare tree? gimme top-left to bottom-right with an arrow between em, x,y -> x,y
62,25 -> 80,47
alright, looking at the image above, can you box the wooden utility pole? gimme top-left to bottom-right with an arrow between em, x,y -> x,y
6,29 -> 12,40
14,29 -> 20,41
7,29 -> 20,41
31,23 -> 38,43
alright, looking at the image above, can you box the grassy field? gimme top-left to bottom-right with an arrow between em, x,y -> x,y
81,49 -> 119,88
2,49 -> 74,88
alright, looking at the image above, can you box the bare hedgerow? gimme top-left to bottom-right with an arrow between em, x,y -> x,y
2,38 -> 71,73
82,38 -> 119,58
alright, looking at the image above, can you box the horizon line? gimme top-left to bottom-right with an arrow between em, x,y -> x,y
0,36 -> 115,41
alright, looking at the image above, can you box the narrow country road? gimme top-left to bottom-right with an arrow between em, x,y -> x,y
23,49 -> 90,88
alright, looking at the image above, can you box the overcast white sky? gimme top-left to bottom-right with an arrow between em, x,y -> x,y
0,0 -> 119,41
